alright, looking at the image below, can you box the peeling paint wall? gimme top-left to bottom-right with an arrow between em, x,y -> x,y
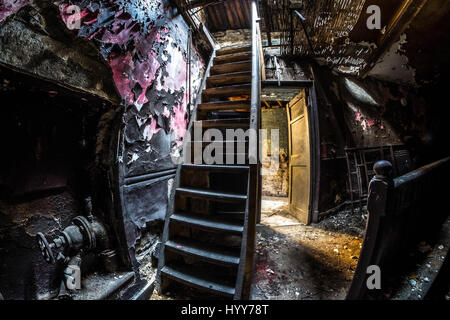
0,68 -> 115,299
0,0 -> 32,21
1,0 -> 207,286
368,33 -> 417,86
57,0 -> 204,150
0,2 -> 120,103
55,0 -> 206,270
313,64 -> 449,214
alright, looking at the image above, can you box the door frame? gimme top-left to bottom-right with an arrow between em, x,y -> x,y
262,80 -> 320,223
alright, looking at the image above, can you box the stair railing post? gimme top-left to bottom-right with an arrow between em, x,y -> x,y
234,0 -> 260,300
346,160 -> 393,299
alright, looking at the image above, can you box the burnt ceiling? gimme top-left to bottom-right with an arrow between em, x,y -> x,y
178,0 -> 449,86
205,0 -> 252,31
259,0 -> 433,81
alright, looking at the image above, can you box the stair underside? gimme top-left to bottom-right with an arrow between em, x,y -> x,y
210,60 -> 252,76
165,238 -> 240,266
207,71 -> 252,87
176,187 -> 247,202
182,164 -> 249,172
198,100 -> 251,112
202,84 -> 251,100
195,118 -> 250,128
170,212 -> 244,234
214,51 -> 252,65
216,44 -> 251,56
161,265 -> 236,297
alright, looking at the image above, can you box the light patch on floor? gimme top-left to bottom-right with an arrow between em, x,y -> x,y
252,197 -> 364,300
150,197 -> 365,300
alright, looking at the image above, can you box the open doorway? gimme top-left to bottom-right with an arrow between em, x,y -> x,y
260,82 -> 320,225
254,84 -> 365,299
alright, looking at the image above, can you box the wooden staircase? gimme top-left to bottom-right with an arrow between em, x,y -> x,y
157,43 -> 256,299
157,2 -> 262,300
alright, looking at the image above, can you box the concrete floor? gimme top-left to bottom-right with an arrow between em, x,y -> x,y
250,197 -> 364,300
151,196 -> 365,300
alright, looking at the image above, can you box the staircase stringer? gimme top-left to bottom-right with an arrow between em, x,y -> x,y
156,42 -> 217,294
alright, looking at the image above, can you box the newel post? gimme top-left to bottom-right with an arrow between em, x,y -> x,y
367,160 -> 394,218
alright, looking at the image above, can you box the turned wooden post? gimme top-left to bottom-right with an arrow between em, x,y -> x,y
367,160 -> 394,218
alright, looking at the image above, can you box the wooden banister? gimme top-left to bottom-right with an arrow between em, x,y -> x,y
234,0 -> 261,300
347,156 -> 450,299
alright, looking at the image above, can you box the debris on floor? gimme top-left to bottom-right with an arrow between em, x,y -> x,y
151,197 -> 365,300
251,197 -> 364,300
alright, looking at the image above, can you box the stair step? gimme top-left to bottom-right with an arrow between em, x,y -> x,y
182,164 -> 249,172
171,212 -> 244,234
216,44 -> 251,56
198,100 -> 251,112
207,71 -> 252,88
188,140 -> 249,146
205,111 -> 251,120
165,238 -> 240,266
214,51 -> 252,65
185,156 -> 249,166
202,84 -> 251,100
161,265 -> 235,297
176,187 -> 247,202
210,60 -> 251,76
194,118 -> 249,128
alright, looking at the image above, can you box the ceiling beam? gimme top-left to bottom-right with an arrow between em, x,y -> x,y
187,0 -> 221,10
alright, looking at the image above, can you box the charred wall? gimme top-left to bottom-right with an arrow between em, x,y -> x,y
53,0 -> 206,273
0,1 -> 120,103
262,46 -> 449,215
313,64 -> 450,214
1,0 -> 207,293
0,68 -> 122,299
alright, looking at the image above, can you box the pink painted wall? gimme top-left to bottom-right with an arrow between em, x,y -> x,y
58,1 -> 205,151
0,0 -> 32,22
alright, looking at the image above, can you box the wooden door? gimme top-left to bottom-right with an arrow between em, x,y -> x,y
286,89 -> 311,224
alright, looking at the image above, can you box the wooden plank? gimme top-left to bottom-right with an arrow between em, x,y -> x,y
224,0 -> 237,29
216,44 -> 252,56
210,60 -> 252,75
214,51 -> 252,65
202,84 -> 251,100
234,0 -> 260,301
207,71 -> 252,87
166,238 -> 240,266
194,118 -> 250,128
198,100 -> 251,111
161,266 -> 235,297
234,0 -> 248,28
171,212 -> 245,233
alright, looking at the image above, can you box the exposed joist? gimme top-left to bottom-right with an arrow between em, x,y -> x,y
187,0 -> 221,9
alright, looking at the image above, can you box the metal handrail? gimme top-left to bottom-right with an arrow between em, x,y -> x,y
233,0 -> 262,300
249,0 -> 261,165
346,156 -> 450,299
